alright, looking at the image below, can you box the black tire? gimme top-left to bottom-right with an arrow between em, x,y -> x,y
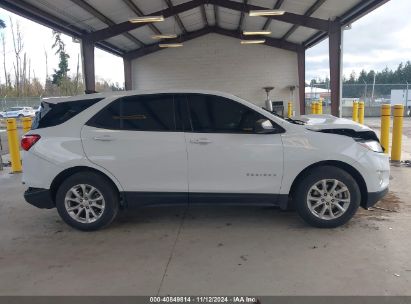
18,114 -> 24,119
56,172 -> 119,231
294,166 -> 361,228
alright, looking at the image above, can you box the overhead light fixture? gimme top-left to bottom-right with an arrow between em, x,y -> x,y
240,39 -> 266,44
129,16 -> 164,23
151,34 -> 178,39
243,30 -> 272,35
159,43 -> 183,48
249,10 -> 285,16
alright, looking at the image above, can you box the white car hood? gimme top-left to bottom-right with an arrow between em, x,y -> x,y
298,114 -> 372,132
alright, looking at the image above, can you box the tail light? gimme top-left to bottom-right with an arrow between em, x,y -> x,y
21,134 -> 41,151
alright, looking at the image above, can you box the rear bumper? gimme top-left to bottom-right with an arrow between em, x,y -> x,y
364,187 -> 388,209
24,187 -> 55,209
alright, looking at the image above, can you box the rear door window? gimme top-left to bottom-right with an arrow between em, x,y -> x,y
32,98 -> 103,129
87,94 -> 179,131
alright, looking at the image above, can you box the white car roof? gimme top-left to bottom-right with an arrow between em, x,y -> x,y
42,89 -> 246,104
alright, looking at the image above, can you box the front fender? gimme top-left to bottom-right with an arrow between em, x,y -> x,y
279,130 -> 367,194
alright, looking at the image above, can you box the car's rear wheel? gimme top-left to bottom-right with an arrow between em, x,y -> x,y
294,166 -> 361,228
56,172 -> 119,231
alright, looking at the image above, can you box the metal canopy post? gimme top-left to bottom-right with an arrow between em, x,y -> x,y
329,22 -> 342,117
81,39 -> 96,93
298,48 -> 306,115
123,58 -> 133,91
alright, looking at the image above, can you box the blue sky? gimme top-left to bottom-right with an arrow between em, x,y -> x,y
1,0 -> 410,85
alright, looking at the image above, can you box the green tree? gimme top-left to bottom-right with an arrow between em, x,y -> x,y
51,31 -> 70,87
311,62 -> 411,99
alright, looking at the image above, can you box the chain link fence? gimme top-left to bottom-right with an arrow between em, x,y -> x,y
306,83 -> 411,117
0,96 -> 42,112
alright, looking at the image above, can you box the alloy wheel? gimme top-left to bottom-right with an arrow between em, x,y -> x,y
307,179 -> 351,220
64,184 -> 106,224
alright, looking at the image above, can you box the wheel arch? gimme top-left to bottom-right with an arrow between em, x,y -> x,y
50,166 -> 122,205
288,160 -> 368,209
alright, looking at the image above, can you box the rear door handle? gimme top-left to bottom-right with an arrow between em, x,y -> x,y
190,138 -> 212,144
93,135 -> 115,141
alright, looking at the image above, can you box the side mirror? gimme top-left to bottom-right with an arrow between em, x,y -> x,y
254,119 -> 276,134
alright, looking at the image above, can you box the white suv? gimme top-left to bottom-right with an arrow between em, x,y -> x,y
0,106 -> 36,118
21,90 -> 389,231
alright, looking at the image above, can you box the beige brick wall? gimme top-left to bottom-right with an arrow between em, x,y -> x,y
132,33 -> 300,114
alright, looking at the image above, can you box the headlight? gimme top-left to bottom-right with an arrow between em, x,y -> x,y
356,140 -> 384,153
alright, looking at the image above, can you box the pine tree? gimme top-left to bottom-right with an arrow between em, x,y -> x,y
51,31 -> 70,87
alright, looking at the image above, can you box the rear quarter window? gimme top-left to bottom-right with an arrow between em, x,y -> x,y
32,98 -> 103,129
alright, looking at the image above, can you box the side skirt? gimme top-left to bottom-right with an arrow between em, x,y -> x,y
122,192 -> 289,209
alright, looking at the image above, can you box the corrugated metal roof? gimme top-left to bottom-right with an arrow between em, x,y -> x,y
2,0 -> 389,56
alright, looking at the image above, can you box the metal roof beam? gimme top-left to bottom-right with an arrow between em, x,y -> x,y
214,5 -> 219,27
237,0 -> 248,31
124,26 -> 302,60
124,27 -> 212,60
200,4 -> 209,27
122,0 -> 162,35
69,0 -> 145,47
209,0 -> 330,31
282,0 -> 327,41
213,27 -> 302,52
86,0 -> 203,42
164,0 -> 187,34
261,0 -> 285,30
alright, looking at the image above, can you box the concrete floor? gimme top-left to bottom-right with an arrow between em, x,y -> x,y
0,166 -> 411,295
0,118 -> 411,296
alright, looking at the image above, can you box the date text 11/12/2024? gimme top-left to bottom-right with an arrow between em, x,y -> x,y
150,296 -> 259,303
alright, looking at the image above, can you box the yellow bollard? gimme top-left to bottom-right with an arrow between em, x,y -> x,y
311,102 -> 316,114
6,118 -> 22,173
358,101 -> 365,124
380,104 -> 391,154
22,117 -> 32,134
287,102 -> 292,118
391,104 -> 404,162
318,101 -> 323,114
352,101 -> 359,122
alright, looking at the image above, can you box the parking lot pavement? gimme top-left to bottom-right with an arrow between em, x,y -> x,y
0,164 -> 410,296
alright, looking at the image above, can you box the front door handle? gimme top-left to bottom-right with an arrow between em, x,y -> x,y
93,135 -> 115,141
190,138 -> 212,144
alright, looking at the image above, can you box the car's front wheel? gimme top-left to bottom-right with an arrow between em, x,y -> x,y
294,166 -> 361,228
56,172 -> 119,231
